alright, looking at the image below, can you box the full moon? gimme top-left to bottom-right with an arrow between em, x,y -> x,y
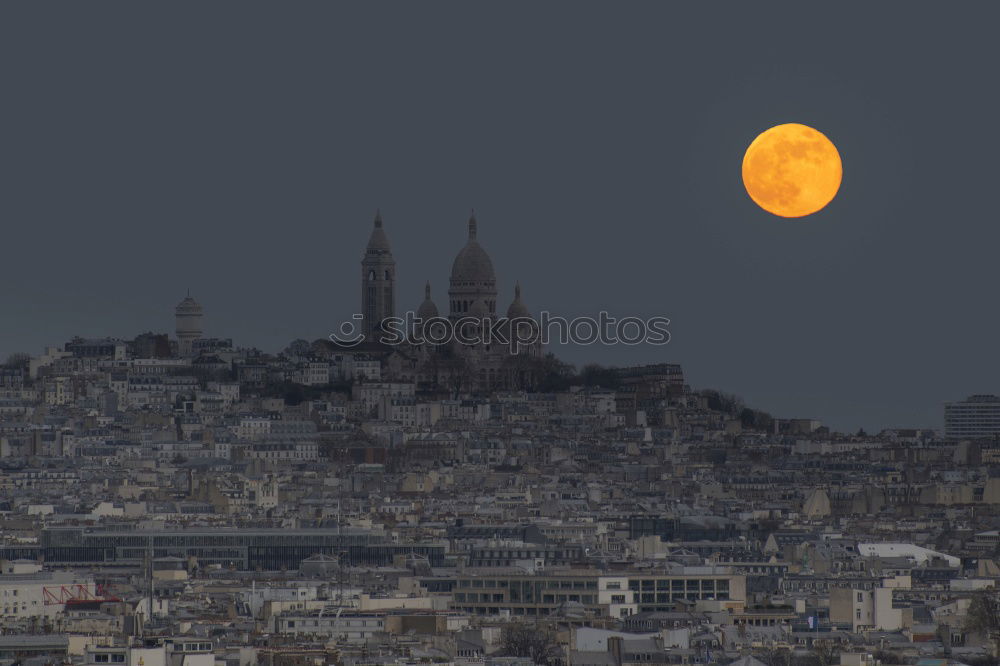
742,123 -> 842,218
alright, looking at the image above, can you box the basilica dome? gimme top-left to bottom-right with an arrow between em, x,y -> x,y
450,213 -> 496,285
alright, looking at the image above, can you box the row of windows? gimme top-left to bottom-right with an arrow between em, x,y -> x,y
455,593 -> 598,605
97,534 -> 377,547
91,654 -> 125,663
179,643 -> 213,652
455,606 -> 553,617
457,579 -> 598,590
451,300 -> 496,313
628,579 -> 728,592
636,592 -> 730,602
473,550 -> 563,558
285,619 -> 380,629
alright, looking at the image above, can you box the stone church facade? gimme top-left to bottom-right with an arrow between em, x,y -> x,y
356,211 -> 541,393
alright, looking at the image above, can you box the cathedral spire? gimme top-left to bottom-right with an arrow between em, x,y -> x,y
468,209 -> 477,240
374,208 -> 383,228
425,281 -> 432,299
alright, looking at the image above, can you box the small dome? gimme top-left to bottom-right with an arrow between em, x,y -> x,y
416,282 -> 439,319
506,283 -> 530,319
176,293 -> 202,315
450,212 -> 496,285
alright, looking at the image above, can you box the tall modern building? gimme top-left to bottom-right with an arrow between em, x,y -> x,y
944,394 -> 1000,440
175,292 -> 204,357
361,210 -> 396,341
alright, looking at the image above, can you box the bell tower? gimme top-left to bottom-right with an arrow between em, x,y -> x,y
361,210 -> 395,341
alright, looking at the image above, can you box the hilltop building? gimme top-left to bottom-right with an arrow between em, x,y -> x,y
175,293 -> 204,358
354,211 -> 541,392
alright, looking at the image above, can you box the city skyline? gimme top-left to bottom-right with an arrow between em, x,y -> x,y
4,2 -> 1000,433
5,203 -> 991,435
5,202 -> 996,435
5,3 -> 1000,664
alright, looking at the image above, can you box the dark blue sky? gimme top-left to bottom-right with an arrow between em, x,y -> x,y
2,1 -> 998,432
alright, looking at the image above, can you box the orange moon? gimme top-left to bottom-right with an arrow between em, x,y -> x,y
742,123 -> 842,217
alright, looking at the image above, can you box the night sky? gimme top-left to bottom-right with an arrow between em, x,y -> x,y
2,2 -> 998,432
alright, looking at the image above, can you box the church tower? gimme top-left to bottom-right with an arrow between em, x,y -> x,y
361,210 -> 396,341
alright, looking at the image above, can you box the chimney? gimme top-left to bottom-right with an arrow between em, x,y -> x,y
608,636 -> 623,666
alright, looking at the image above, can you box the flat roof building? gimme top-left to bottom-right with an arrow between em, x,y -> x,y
37,527 -> 446,571
944,394 -> 1000,440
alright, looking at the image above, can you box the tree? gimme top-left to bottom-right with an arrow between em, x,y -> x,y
530,353 -> 576,392
499,622 -> 562,666
871,650 -> 904,665
965,591 -> 1000,640
3,352 -> 30,369
577,364 -> 621,390
739,406 -> 775,432
703,390 -> 743,414
283,339 -> 312,358
439,354 -> 474,397
758,647 -> 792,666
811,638 -> 840,666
